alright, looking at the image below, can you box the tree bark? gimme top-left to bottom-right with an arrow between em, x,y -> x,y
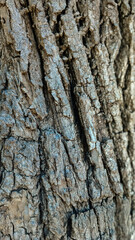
0,0 -> 135,239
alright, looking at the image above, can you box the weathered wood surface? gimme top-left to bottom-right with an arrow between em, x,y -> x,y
0,0 -> 135,239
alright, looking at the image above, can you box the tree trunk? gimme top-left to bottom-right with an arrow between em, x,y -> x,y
0,0 -> 135,239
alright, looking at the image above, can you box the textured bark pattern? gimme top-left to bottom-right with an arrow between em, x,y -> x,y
0,0 -> 135,239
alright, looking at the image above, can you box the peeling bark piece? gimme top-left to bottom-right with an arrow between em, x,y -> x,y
6,0 -> 31,73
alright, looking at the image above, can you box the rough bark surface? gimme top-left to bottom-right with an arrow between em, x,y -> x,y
0,0 -> 135,239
